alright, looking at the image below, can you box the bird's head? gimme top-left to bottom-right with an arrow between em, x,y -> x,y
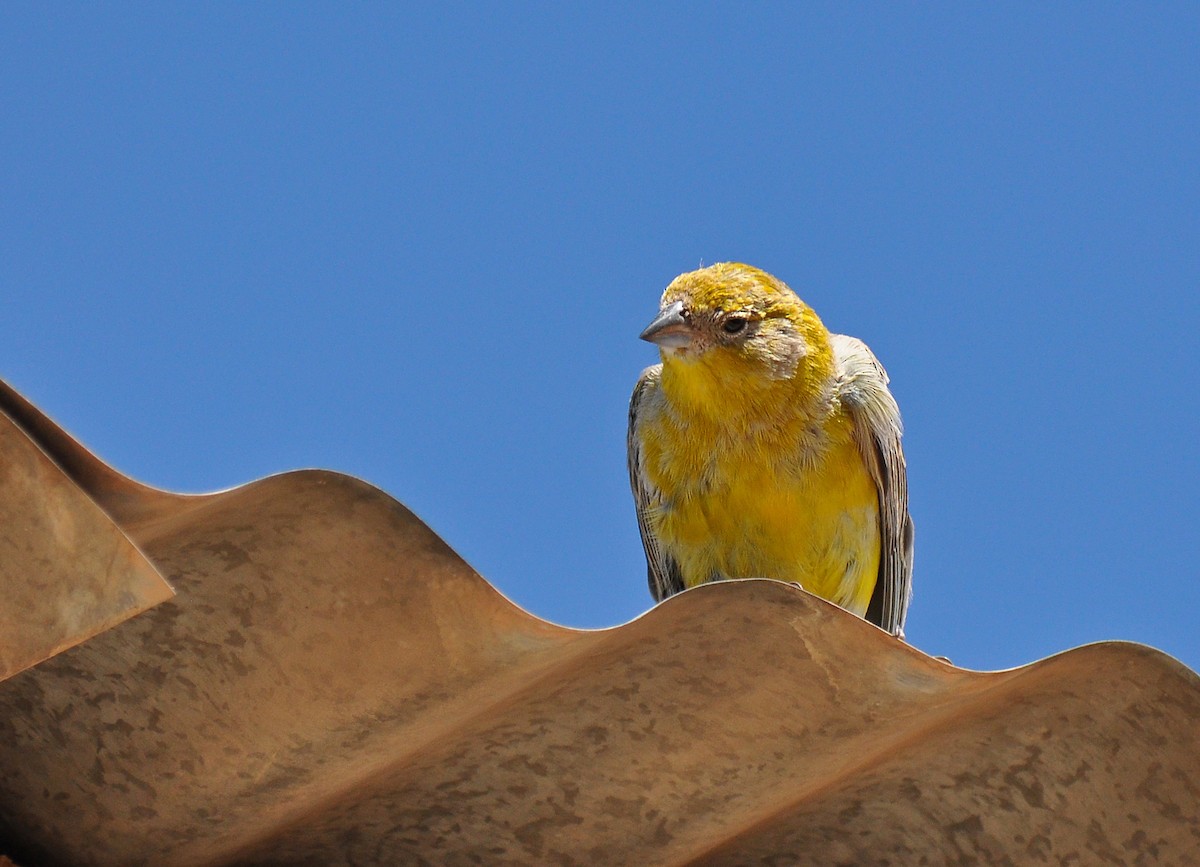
640,263 -> 830,388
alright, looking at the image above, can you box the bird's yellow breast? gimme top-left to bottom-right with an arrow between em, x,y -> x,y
642,373 -> 881,616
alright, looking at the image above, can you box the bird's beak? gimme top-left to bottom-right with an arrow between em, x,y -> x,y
639,300 -> 694,349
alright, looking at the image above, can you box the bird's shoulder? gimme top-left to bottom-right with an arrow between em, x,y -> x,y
629,363 -> 665,427
829,333 -> 901,435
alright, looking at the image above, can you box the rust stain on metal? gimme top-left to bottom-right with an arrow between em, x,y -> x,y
0,377 -> 1198,866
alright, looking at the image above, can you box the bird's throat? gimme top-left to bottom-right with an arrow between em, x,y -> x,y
659,348 -> 830,431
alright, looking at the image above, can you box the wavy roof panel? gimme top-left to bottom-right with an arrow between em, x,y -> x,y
1,377 -> 1197,866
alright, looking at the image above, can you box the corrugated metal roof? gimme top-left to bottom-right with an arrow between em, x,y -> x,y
2,376 -> 1198,866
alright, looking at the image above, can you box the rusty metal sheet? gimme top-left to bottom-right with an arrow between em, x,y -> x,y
0,377 -> 1198,866
0,383 -> 174,682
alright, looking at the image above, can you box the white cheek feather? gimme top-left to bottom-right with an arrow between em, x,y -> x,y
747,320 -> 807,380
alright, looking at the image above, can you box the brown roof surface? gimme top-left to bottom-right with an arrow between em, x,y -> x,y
2,377 -> 1199,866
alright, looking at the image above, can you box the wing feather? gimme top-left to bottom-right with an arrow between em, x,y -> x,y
830,334 -> 914,637
627,365 -> 685,602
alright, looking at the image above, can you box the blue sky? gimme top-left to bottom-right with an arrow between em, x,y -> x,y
3,5 -> 1197,673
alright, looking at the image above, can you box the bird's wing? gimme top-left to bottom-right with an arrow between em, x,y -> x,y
628,365 -> 685,602
831,334 -> 914,637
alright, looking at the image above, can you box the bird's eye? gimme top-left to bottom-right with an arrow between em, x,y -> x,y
722,317 -> 747,335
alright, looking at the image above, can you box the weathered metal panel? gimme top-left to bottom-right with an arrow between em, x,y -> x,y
0,378 -> 1197,866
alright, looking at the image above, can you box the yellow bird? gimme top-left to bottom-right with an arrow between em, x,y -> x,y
628,262 -> 913,636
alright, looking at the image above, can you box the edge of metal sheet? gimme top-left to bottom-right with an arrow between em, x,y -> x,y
0,379 -> 176,682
